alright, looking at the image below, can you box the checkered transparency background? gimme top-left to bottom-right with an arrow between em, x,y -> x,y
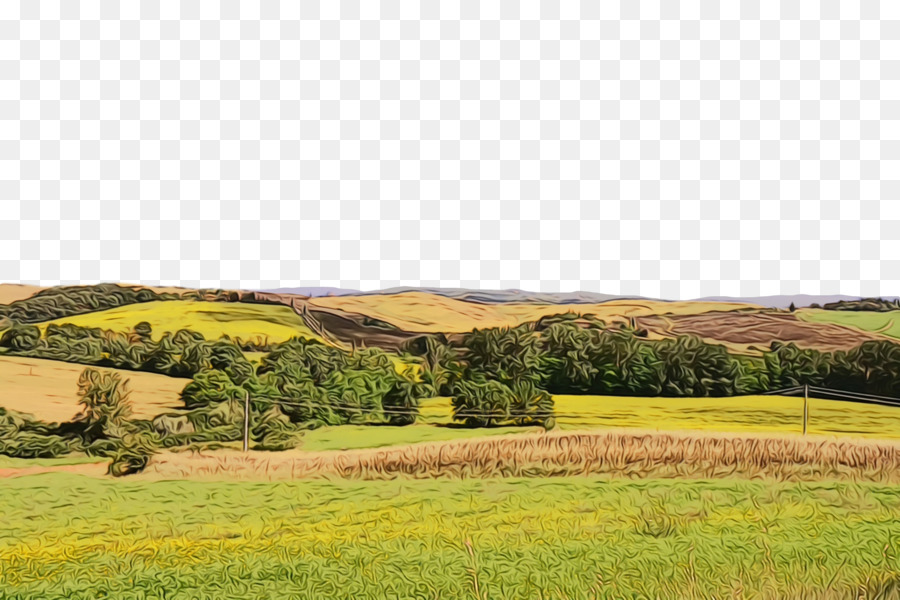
0,1 -> 897,300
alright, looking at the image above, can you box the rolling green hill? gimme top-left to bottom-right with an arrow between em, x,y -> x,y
42,300 -> 323,346
797,308 -> 900,339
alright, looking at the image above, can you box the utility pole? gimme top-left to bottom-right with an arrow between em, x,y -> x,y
243,390 -> 250,452
802,384 -> 809,435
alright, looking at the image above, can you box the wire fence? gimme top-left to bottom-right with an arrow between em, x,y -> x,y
232,384 -> 900,425
227,384 -> 900,451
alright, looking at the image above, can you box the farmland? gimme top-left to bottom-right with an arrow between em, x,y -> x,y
142,428 -> 900,483
638,311 -> 884,353
552,394 -> 900,440
2,473 -> 900,599
0,355 -> 187,422
288,393 -> 900,454
42,300 -> 322,345
5,284 -> 900,597
309,291 -> 759,333
798,307 -> 900,340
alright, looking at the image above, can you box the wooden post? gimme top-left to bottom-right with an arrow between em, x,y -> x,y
243,390 -> 250,452
802,384 -> 809,435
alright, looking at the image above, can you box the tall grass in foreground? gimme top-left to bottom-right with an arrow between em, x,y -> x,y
146,428 -> 900,483
2,474 -> 900,599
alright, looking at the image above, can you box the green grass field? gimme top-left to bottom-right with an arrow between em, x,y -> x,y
42,300 -> 322,345
798,307 -> 900,339
0,455 -> 105,469
2,473 -> 899,599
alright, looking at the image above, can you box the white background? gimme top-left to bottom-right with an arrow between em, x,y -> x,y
0,1 -> 897,299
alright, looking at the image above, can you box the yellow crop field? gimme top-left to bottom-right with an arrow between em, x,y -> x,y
556,394 -> 900,439
310,292 -> 760,333
42,300 -> 322,345
0,356 -> 188,422
270,393 -> 900,455
418,394 -> 900,440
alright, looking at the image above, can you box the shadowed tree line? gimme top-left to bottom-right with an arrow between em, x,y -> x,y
0,321 -> 273,376
0,283 -> 256,324
173,337 -> 431,451
0,284 -> 177,323
820,298 -> 900,312
408,314 -> 900,427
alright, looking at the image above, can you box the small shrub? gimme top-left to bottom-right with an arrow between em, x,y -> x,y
0,432 -> 74,459
452,380 -> 555,428
0,324 -> 41,352
108,430 -> 159,477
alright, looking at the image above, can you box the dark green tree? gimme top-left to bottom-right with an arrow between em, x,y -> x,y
0,324 -> 41,352
76,368 -> 134,442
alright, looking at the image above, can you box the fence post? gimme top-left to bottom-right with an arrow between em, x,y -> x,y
802,384 -> 808,435
243,390 -> 250,452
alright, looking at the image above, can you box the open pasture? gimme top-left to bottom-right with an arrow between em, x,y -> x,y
2,474 -> 900,599
798,307 -> 900,340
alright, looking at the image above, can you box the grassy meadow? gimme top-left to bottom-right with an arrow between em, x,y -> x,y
42,300 -> 322,345
0,454 -> 105,469
2,473 -> 900,599
798,308 -> 900,339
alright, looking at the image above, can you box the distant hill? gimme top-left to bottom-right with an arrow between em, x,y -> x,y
264,286 -> 632,304
698,295 -> 900,309
366,287 -> 638,305
4,282 -> 900,356
262,287 -> 360,297
265,287 -> 900,309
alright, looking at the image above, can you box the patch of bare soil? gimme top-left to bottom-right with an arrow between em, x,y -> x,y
637,311 -> 883,352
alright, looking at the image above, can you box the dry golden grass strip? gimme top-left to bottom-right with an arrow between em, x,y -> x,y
142,428 -> 900,483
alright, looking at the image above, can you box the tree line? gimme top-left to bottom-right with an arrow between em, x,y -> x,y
0,284 -> 177,323
6,311 -> 900,475
820,298 -> 900,312
174,337 -> 430,451
0,283 -> 258,324
0,321 -> 274,377
408,314 -> 900,427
